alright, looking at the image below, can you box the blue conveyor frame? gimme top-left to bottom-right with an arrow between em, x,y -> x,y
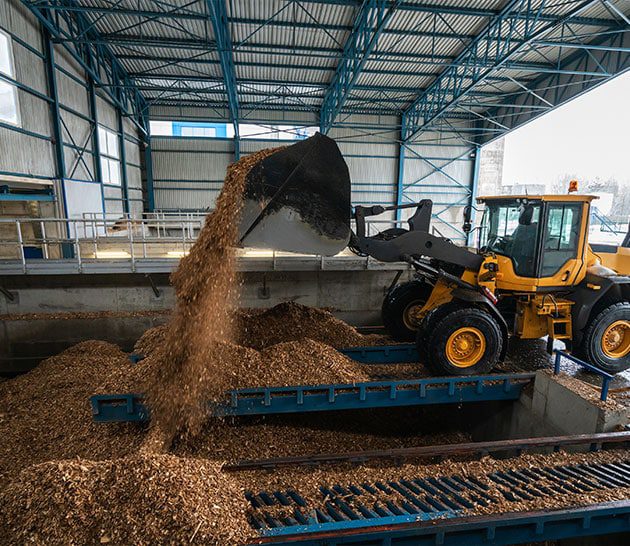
90,372 -> 534,423
250,500 -> 630,546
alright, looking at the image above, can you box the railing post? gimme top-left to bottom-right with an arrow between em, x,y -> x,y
74,222 -> 82,273
601,377 -> 610,402
554,351 -> 561,375
16,220 -> 26,273
41,221 -> 49,259
141,220 -> 147,258
128,219 -> 135,272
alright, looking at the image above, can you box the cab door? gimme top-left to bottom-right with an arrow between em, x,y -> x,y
537,202 -> 588,287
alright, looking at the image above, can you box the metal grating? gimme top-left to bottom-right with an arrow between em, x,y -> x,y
246,459 -> 630,537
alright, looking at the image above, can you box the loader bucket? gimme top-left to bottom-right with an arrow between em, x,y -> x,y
239,132 -> 352,256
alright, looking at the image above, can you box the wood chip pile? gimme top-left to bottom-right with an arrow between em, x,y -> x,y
236,301 -> 389,349
0,341 -> 144,488
118,338 -> 370,398
133,323 -> 169,357
0,455 -> 250,546
0,336 -> 464,545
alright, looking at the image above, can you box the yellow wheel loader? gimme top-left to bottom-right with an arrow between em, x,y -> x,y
239,133 -> 630,376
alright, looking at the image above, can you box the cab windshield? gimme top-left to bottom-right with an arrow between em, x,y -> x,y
479,200 -> 541,277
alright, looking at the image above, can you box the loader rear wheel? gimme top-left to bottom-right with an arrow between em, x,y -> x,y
382,281 -> 433,341
581,302 -> 630,374
424,307 -> 502,376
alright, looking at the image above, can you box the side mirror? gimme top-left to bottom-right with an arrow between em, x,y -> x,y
519,204 -> 534,226
462,205 -> 472,233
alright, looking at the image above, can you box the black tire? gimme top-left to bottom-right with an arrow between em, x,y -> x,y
382,281 -> 433,341
416,301 -> 462,353
424,307 -> 503,376
580,302 -> 630,374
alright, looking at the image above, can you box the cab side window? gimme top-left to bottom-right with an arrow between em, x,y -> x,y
541,204 -> 582,277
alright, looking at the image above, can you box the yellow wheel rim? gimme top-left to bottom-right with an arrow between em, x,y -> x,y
601,320 -> 630,359
402,301 -> 423,331
446,327 -> 486,368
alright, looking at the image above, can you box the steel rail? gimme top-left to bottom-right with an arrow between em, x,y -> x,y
224,431 -> 630,471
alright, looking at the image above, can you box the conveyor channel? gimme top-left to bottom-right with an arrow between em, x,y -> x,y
245,459 -> 630,545
340,343 -> 419,363
90,372 -> 534,423
126,343 -> 419,367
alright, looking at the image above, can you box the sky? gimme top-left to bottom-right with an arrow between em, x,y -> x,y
501,70 -> 630,188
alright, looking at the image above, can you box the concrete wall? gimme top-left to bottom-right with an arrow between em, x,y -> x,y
473,370 -> 629,442
0,268 -> 411,372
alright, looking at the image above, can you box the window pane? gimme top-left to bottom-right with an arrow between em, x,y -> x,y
0,80 -> 19,125
98,127 -> 107,152
100,157 -> 110,183
181,126 -> 193,136
149,120 -> 173,136
0,31 -> 13,77
107,131 -> 119,158
485,203 -> 541,278
108,159 -> 121,185
541,204 -> 582,277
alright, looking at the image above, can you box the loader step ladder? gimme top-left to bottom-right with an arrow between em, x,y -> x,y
548,314 -> 573,341
246,459 -> 630,544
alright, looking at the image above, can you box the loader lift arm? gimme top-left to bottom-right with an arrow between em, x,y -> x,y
351,201 -> 483,271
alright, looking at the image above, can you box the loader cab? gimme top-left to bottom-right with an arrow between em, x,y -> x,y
477,195 -> 595,291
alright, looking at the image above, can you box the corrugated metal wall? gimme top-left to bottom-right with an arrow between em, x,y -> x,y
0,1 -> 54,181
0,1 -> 143,219
152,137 -> 234,211
401,128 -> 476,243
150,107 -> 402,221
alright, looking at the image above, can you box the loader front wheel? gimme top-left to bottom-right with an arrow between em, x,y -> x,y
382,281 -> 433,341
425,307 -> 502,376
581,302 -> 630,374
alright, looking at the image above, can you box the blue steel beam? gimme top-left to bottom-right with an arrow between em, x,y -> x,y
115,51 -> 590,79
21,0 -> 148,135
205,0 -> 240,149
402,0 -> 599,142
39,2 -> 620,28
474,30 -> 630,144
299,1 -> 619,27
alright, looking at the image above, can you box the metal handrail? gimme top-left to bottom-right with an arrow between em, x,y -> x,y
0,215 -> 409,274
553,351 -> 614,402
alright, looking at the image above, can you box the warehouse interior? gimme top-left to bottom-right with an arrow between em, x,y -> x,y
1,0 -> 630,544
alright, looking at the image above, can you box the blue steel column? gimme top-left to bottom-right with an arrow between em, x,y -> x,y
43,28 -> 73,257
87,72 -> 106,216
141,112 -> 155,212
466,146 -> 481,247
395,115 -> 406,224
43,31 -> 67,212
206,0 -> 240,160
117,108 -> 130,215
